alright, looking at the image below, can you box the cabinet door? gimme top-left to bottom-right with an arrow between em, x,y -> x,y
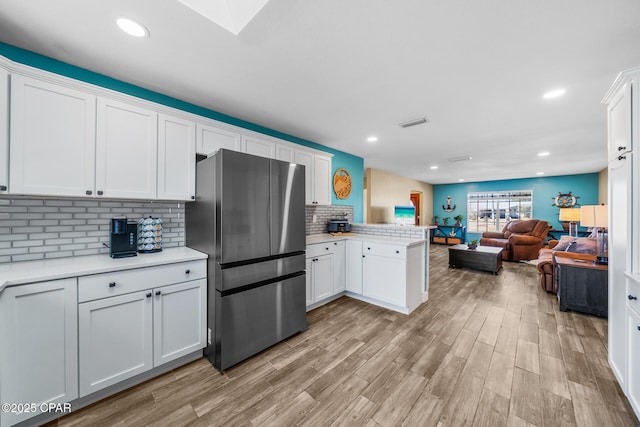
294,149 -> 314,204
333,240 -> 346,293
153,279 -> 206,367
243,135 -> 275,159
607,82 -> 632,162
609,155 -> 632,387
197,123 -> 242,156
158,114 -> 196,201
305,258 -> 314,307
0,279 -> 78,427
10,74 -> 96,197
79,290 -> 153,397
275,143 -> 295,162
627,307 -> 640,417
313,154 -> 332,205
346,240 -> 363,293
0,67 -> 8,193
96,98 -> 157,199
363,253 -> 406,307
312,254 -> 334,302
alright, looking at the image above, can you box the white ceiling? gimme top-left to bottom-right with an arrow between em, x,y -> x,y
1,0 -> 639,184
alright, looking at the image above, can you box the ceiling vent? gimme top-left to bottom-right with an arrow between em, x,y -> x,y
398,117 -> 429,128
448,155 -> 473,162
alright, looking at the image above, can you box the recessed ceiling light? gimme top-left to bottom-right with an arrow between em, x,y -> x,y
537,151 -> 550,157
542,88 -> 566,99
536,172 -> 545,175
116,17 -> 149,38
458,178 -> 465,182
430,165 -> 438,170
366,136 -> 378,143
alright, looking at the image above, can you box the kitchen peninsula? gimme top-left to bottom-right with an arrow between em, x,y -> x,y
305,224 -> 432,314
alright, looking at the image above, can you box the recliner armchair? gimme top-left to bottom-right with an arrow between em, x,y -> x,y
480,219 -> 550,261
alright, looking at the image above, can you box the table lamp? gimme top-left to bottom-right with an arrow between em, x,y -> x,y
580,205 -> 608,264
559,207 -> 581,238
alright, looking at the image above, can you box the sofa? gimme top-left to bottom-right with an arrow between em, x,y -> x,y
537,237 -> 597,293
479,219 -> 551,261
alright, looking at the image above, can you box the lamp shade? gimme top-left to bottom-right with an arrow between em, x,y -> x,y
580,205 -> 608,228
559,208 -> 581,222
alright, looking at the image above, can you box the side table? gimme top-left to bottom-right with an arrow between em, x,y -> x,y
555,256 -> 608,317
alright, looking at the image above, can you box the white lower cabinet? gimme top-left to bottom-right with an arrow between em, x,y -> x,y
78,261 -> 206,397
0,279 -> 78,427
79,290 -> 153,396
346,240 -> 363,293
363,253 -> 406,307
332,240 -> 346,293
311,254 -> 334,302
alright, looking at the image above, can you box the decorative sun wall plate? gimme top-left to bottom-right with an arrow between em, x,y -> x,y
333,168 -> 352,199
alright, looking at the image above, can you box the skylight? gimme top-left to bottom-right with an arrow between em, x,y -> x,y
177,0 -> 270,35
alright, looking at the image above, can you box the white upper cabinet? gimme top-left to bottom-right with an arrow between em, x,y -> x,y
294,148 -> 332,205
96,98 -> 158,199
607,81 -> 633,162
158,114 -> 196,201
196,123 -> 242,156
0,67 -> 8,193
243,135 -> 275,159
9,74 -> 96,197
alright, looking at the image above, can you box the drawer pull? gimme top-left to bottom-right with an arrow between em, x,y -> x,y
86,190 -> 92,195
395,250 -> 400,254
109,282 -> 116,288
618,146 -> 627,151
155,290 -> 161,296
629,295 -> 638,301
638,326 -> 640,331
0,185 -> 7,191
146,293 -> 152,298
185,269 -> 191,275
619,155 -> 627,161
367,247 -> 371,250
325,247 -> 329,250
97,190 -> 104,195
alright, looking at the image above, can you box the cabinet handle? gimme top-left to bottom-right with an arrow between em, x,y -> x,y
155,290 -> 161,296
362,255 -> 365,258
325,247 -> 329,250
191,195 -> 195,200
109,282 -> 116,287
618,155 -> 627,161
334,242 -> 337,245
637,326 -> 640,331
0,185 -> 6,191
146,292 -> 152,298
395,250 -> 400,254
97,190 -> 104,196
367,247 -> 371,250
185,269 -> 191,275
629,294 -> 638,301
86,190 -> 93,195
618,146 -> 627,151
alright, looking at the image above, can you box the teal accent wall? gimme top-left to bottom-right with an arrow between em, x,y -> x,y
0,43 -> 364,222
433,173 -> 599,241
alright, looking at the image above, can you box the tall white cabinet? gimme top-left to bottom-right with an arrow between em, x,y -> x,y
603,66 -> 640,419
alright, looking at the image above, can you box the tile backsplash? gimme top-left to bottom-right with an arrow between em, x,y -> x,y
305,205 -> 354,235
0,197 -> 184,264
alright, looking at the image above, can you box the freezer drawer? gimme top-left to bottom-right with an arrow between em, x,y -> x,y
214,273 -> 307,370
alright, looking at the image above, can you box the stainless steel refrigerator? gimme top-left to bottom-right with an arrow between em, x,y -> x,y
185,149 -> 307,371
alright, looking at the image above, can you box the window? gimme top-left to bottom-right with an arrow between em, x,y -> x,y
467,190 -> 533,233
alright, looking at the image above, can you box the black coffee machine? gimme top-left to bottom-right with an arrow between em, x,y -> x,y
110,218 -> 137,258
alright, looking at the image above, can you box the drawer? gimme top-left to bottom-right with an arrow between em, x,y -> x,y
78,260 -> 206,302
306,242 -> 336,258
362,242 -> 406,259
628,277 -> 640,316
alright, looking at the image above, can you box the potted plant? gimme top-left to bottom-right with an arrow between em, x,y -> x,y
433,215 -> 440,226
454,214 -> 463,227
442,217 -> 450,225
468,239 -> 478,249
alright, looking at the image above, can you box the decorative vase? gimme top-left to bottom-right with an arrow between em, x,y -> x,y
467,243 -> 477,250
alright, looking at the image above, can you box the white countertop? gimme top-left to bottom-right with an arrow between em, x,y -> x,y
0,247 -> 207,293
306,233 -> 427,247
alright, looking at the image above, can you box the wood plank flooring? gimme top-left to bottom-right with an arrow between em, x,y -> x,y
46,245 -> 639,426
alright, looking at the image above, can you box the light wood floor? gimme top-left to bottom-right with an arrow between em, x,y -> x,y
47,245 -> 639,427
